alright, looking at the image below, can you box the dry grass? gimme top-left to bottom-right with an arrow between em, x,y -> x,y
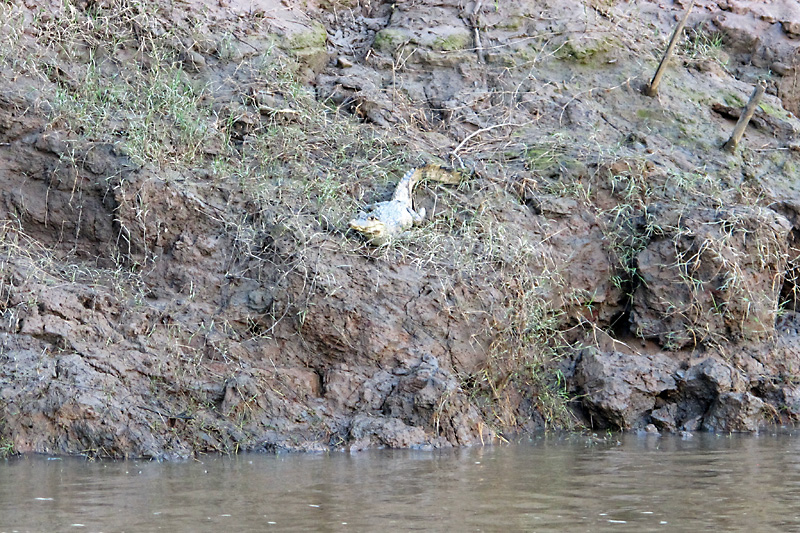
377,179 -> 583,431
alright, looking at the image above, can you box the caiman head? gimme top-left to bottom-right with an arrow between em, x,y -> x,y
349,215 -> 390,246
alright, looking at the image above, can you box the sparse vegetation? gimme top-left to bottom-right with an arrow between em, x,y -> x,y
682,27 -> 726,65
483,268 -> 577,430
0,0 -> 798,457
0,437 -> 15,459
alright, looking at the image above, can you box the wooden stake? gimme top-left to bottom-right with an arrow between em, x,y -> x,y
722,81 -> 766,153
469,0 -> 485,63
645,1 -> 695,97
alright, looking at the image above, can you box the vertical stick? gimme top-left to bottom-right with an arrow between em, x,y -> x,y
722,82 -> 766,153
645,0 -> 695,97
469,0 -> 485,63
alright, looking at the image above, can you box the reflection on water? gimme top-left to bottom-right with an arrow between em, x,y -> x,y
2,431 -> 800,532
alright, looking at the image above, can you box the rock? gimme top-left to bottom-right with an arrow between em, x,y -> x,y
574,349 -> 766,433
631,205 -> 791,349
784,21 -> 800,38
658,357 -> 760,432
247,289 -> 274,313
323,366 -> 370,411
348,414 -> 429,449
778,63 -> 800,116
527,195 -> 579,217
702,392 -> 764,432
651,404 -> 678,431
382,354 -> 489,446
713,2 -> 800,65
336,56 -> 354,68
316,65 -> 401,126
574,349 -> 679,429
267,19 -> 330,79
684,358 -> 742,395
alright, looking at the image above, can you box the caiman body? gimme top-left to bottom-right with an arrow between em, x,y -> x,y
349,164 -> 462,246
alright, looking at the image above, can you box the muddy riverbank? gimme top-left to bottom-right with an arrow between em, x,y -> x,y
2,0 -> 800,458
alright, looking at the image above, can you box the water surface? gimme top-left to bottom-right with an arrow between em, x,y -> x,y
2,431 -> 800,532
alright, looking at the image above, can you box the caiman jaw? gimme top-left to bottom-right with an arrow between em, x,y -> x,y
349,218 -> 388,242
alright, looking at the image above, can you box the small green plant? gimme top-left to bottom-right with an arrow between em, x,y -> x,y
0,437 -> 15,459
482,272 -> 578,430
682,27 -> 726,66
525,144 -> 562,173
601,197 -> 659,289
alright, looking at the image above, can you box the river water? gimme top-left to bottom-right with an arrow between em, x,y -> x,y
2,431 -> 800,532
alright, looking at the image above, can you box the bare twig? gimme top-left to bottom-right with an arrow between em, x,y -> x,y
722,81 -> 766,153
645,0 -> 695,97
451,122 -> 523,166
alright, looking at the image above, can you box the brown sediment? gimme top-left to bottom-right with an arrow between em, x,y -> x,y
1,0 -> 800,459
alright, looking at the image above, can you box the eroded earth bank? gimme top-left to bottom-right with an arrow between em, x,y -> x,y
2,0 -> 800,458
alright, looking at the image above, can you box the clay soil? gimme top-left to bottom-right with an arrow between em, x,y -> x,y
2,0 -> 800,458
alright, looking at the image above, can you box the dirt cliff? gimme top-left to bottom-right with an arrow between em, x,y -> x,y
1,0 -> 800,458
